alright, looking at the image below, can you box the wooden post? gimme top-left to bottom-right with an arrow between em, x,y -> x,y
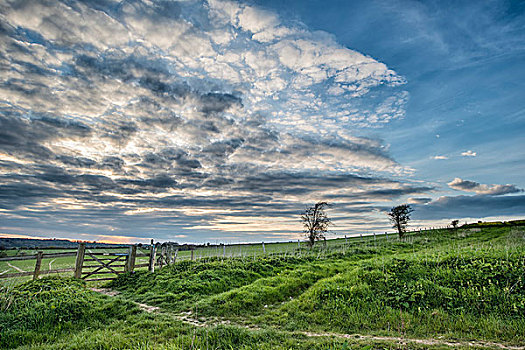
191,248 -> 194,261
33,251 -> 43,280
298,240 -> 300,248
262,242 -> 266,254
74,243 -> 86,279
126,245 -> 137,272
148,239 -> 156,273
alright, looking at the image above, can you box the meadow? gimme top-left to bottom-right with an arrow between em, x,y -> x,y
1,226 -> 524,349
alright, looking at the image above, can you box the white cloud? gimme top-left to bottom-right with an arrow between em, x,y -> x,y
408,197 -> 432,204
461,150 -> 477,157
433,155 -> 448,160
448,178 -> 521,195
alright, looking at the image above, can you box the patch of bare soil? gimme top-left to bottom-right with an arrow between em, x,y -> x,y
90,288 -> 160,313
89,288 -> 120,296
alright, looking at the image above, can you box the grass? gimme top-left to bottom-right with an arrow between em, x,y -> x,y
1,226 -> 524,349
0,277 -> 140,349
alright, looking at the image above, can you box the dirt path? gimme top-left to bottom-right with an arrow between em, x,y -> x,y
90,288 -> 525,350
90,288 -> 161,313
7,262 -> 25,272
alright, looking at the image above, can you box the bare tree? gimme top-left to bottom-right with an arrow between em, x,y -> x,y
302,201 -> 332,247
388,204 -> 414,238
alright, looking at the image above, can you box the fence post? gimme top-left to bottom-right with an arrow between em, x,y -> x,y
223,244 -> 226,258
191,248 -> 194,261
33,251 -> 43,280
74,243 -> 86,279
262,242 -> 266,254
126,245 -> 137,272
148,239 -> 156,273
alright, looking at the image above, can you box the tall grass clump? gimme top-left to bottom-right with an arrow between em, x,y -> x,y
273,254 -> 525,342
0,277 -> 139,349
108,256 -> 315,311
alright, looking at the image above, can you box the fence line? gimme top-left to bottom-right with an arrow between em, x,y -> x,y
1,226 -> 501,282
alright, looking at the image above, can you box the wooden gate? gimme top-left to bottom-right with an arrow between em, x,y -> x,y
74,244 -> 137,281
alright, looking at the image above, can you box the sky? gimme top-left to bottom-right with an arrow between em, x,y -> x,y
0,0 -> 524,244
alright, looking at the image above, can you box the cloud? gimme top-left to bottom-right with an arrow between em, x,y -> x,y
408,197 -> 432,204
461,150 -> 477,157
432,155 -> 448,160
448,178 -> 522,196
0,0 -> 416,241
414,194 -> 525,221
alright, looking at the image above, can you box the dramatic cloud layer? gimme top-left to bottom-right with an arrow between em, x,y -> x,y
2,0 -> 521,243
0,0 -> 419,242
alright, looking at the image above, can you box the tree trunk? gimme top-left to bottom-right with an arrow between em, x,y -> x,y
397,222 -> 403,238
308,229 -> 315,247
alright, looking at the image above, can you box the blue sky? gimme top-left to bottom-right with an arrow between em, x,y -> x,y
0,0 -> 524,244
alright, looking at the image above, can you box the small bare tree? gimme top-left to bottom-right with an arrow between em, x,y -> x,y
451,219 -> 459,229
388,204 -> 414,238
302,201 -> 332,247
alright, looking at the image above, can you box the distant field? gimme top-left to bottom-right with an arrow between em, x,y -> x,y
1,233 -> 393,285
2,227 -> 524,349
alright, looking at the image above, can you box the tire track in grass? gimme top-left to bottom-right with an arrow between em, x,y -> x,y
90,288 -> 525,350
7,262 -> 25,272
49,258 -> 56,270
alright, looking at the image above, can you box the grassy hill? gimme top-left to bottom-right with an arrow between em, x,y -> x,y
1,226 -> 524,349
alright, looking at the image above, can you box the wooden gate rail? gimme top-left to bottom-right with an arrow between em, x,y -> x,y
2,239 -> 172,281
77,249 -> 130,281
0,251 -> 77,280
0,251 -> 77,262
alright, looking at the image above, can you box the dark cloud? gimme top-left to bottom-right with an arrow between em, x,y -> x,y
100,156 -> 125,171
202,138 -> 244,157
118,174 -> 177,189
448,178 -> 522,195
199,92 -> 243,114
0,110 -> 92,159
408,197 -> 432,204
234,171 -> 387,195
414,194 -> 525,220
325,186 -> 434,200
0,182 -> 62,209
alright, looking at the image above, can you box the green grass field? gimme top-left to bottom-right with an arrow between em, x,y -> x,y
1,226 -> 524,349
